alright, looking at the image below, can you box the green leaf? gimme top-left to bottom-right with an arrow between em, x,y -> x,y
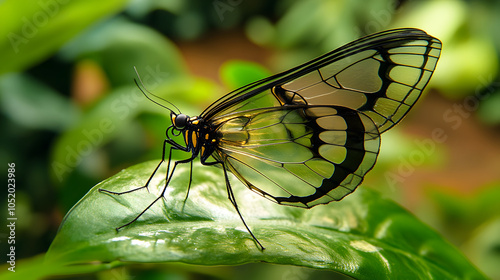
478,91 -> 500,125
59,17 -> 188,87
0,254 -> 119,280
46,161 -> 485,279
463,217 -> 500,280
0,0 -> 127,74
0,73 -> 79,130
220,60 -> 271,89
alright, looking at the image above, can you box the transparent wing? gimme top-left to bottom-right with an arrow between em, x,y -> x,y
211,106 -> 380,208
202,28 -> 441,133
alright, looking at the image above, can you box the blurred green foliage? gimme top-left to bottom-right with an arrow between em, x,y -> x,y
0,0 -> 499,279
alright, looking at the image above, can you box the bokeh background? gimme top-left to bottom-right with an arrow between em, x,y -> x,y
1,0 -> 499,279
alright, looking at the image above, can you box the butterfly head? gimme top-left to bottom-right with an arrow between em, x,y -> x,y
171,112 -> 190,130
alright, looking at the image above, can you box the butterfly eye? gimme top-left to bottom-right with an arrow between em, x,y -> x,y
173,114 -> 189,129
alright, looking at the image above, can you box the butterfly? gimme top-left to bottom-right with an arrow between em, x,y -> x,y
99,28 -> 442,250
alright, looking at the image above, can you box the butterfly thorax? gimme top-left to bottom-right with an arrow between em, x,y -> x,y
170,113 -> 218,161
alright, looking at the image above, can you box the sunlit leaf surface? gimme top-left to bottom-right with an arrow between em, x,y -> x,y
47,161 -> 485,279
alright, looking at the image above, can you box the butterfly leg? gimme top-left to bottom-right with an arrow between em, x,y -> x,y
201,158 -> 265,250
100,138 -> 190,230
99,139 -> 171,196
113,152 -> 196,230
223,164 -> 265,251
181,160 -> 193,212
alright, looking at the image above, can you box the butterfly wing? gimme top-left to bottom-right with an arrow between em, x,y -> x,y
203,28 -> 441,207
211,105 -> 380,208
202,28 -> 441,133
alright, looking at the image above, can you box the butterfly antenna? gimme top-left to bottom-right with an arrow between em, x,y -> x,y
133,66 -> 181,114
